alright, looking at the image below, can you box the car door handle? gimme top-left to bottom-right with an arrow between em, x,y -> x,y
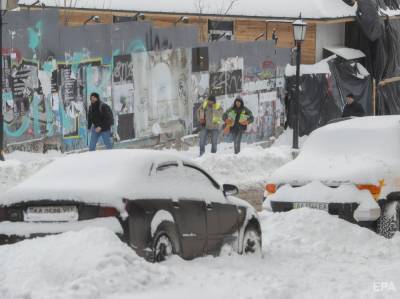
206,203 -> 213,210
172,201 -> 180,209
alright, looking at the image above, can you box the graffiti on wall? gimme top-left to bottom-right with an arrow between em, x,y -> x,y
2,10 -> 290,152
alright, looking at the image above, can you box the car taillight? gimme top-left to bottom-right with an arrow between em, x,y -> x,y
265,184 -> 277,194
357,183 -> 382,199
98,207 -> 119,218
0,207 -> 7,221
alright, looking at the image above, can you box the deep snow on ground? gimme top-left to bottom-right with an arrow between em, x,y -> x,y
195,143 -> 293,189
3,131 -> 398,298
166,130 -> 307,190
0,227 -> 173,299
0,209 -> 399,299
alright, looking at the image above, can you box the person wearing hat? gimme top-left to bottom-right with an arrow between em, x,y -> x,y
197,95 -> 223,156
223,96 -> 254,154
87,92 -> 115,151
342,94 -> 365,118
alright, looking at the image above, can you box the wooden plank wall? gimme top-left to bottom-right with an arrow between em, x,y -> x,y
266,22 -> 316,64
56,9 -> 317,63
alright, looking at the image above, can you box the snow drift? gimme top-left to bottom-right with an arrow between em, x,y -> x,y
0,227 -> 173,299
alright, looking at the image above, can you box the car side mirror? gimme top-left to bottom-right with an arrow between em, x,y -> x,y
223,184 -> 239,196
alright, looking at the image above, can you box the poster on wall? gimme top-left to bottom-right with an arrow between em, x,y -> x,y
191,72 -> 209,130
112,54 -> 135,141
132,48 -> 191,138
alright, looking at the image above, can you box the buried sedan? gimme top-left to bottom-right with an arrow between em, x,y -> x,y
0,149 -> 261,261
264,116 -> 400,238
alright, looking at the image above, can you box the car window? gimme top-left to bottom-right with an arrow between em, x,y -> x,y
156,162 -> 180,178
183,164 -> 219,190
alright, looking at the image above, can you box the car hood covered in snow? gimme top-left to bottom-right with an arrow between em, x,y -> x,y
270,116 -> 400,186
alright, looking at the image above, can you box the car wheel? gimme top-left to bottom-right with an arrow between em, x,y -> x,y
242,225 -> 262,255
152,221 -> 180,262
377,201 -> 400,239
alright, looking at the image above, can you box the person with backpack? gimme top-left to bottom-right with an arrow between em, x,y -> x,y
223,96 -> 254,154
87,92 -> 114,151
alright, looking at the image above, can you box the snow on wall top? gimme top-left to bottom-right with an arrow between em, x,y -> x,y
285,57 -> 332,76
18,0 -> 360,20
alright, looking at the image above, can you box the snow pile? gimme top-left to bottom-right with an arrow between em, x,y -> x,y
270,128 -> 308,148
195,145 -> 293,189
261,208 -> 400,259
183,130 -> 307,189
112,209 -> 400,299
0,227 -> 173,299
285,56 -> 333,77
0,151 -> 60,194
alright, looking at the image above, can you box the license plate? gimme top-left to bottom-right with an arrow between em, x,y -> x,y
293,202 -> 329,211
24,206 -> 79,222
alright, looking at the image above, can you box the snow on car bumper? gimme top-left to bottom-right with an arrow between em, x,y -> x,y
270,201 -> 359,222
264,181 -> 382,223
0,217 -> 123,245
269,200 -> 381,224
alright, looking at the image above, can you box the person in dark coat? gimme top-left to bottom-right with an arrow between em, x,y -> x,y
87,92 -> 114,151
342,94 -> 365,118
223,96 -> 254,154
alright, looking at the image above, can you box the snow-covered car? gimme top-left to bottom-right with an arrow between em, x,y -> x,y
0,149 -> 261,261
264,116 -> 400,238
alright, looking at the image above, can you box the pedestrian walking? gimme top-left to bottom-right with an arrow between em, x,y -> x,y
197,95 -> 223,156
223,96 -> 254,154
87,92 -> 114,151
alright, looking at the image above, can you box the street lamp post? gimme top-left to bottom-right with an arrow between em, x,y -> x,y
292,15 -> 307,150
0,0 -> 6,161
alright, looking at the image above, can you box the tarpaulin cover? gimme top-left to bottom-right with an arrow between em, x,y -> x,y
286,58 -> 372,136
376,19 -> 400,114
329,59 -> 373,116
349,0 -> 400,115
286,74 -> 332,136
375,0 -> 400,10
356,0 -> 384,42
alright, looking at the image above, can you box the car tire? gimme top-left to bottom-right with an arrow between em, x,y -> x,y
242,225 -> 262,255
377,201 -> 400,239
152,221 -> 180,262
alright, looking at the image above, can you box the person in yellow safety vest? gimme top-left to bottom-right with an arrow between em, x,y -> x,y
223,96 -> 254,154
197,95 -> 223,156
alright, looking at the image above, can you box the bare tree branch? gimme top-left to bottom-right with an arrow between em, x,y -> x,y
223,0 -> 239,16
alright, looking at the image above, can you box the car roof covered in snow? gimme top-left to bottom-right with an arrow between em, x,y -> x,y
0,149 -> 190,210
270,116 -> 400,185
